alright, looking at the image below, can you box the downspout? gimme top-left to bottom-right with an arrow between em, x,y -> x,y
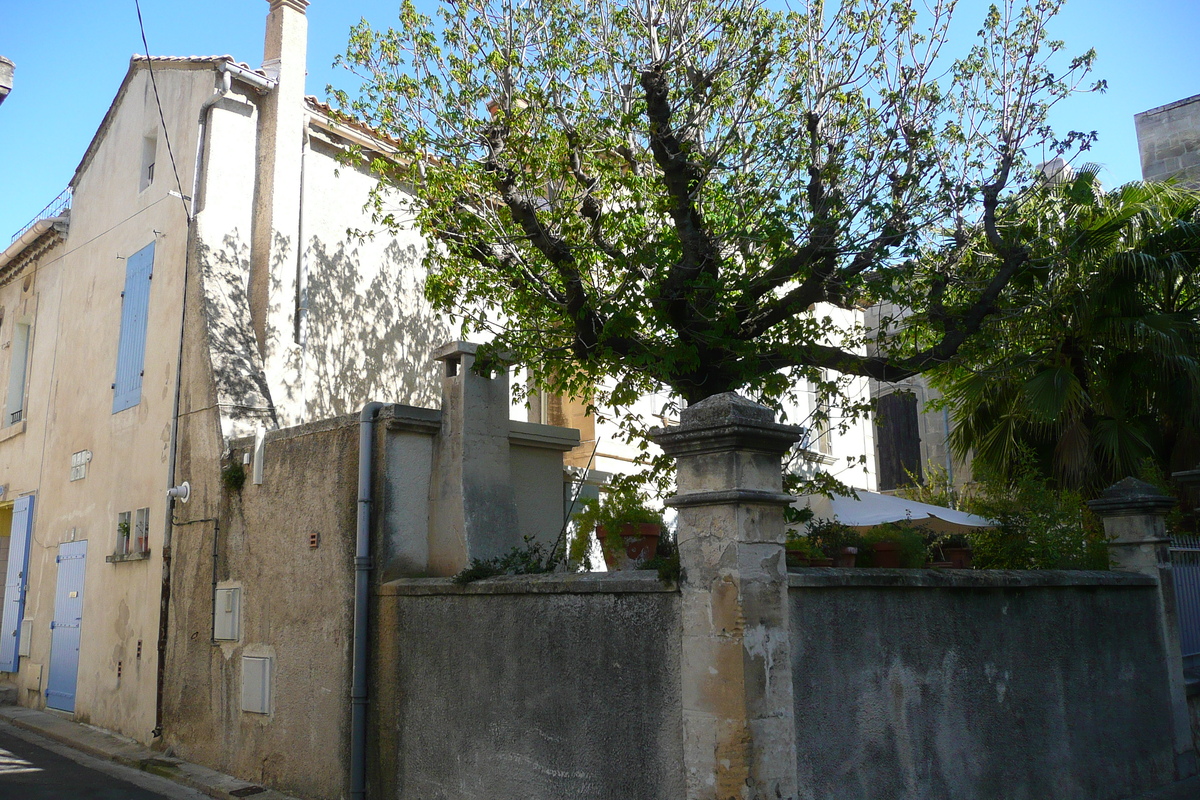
153,69 -> 230,739
352,401 -> 385,800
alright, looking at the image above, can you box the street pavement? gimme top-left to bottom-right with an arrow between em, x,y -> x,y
0,719 -> 208,799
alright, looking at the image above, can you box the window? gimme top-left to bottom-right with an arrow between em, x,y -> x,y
875,391 -> 923,490
133,507 -> 149,554
116,511 -> 131,556
113,242 -> 154,413
5,322 -> 30,426
114,507 -> 149,557
140,134 -> 157,192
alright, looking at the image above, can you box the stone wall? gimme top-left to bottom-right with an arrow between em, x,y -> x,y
789,570 -> 1176,800
1136,94 -> 1200,187
367,568 -> 1185,800
371,573 -> 685,800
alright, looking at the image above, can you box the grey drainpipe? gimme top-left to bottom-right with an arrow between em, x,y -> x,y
352,401 -> 385,800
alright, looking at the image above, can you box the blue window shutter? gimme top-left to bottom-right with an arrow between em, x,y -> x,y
113,242 -> 154,413
0,495 -> 35,672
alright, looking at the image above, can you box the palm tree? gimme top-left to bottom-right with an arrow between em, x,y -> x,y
932,170 -> 1200,493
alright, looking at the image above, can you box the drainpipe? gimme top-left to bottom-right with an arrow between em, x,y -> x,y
351,401 -> 385,800
153,67 -> 232,740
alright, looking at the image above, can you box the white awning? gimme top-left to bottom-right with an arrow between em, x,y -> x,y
794,490 -> 995,533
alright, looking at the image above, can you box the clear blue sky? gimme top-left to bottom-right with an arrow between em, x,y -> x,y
1,0 -> 1198,240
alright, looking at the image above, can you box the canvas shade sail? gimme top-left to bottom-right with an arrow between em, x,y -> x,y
794,491 -> 995,534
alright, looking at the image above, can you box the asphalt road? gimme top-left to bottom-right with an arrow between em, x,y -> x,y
0,719 -> 206,799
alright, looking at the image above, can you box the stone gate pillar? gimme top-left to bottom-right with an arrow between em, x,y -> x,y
1089,477 -> 1198,779
652,393 -> 802,800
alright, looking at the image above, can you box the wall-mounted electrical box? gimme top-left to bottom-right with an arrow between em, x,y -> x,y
213,587 -> 241,641
18,618 -> 32,657
241,655 -> 272,714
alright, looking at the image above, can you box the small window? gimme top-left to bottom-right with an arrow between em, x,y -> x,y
140,134 -> 157,192
5,321 -> 30,427
116,511 -> 132,556
133,507 -> 149,554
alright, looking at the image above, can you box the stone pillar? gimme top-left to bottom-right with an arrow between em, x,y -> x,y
652,393 -> 802,800
1089,477 -> 1198,779
426,342 -> 521,575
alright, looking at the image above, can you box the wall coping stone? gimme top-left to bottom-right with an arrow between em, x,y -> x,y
787,568 -> 1156,589
651,392 -> 801,457
1088,477 -> 1177,517
378,571 -> 678,596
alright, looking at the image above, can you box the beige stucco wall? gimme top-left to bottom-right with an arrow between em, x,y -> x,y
164,415 -> 360,800
0,64 -> 215,740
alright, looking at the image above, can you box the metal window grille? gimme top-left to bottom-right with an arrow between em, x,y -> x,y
1170,534 -> 1200,670
8,410 -> 21,426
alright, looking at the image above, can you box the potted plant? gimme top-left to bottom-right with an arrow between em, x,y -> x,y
806,517 -> 861,567
784,531 -> 824,569
573,484 -> 665,571
936,532 -> 974,569
858,522 -> 929,568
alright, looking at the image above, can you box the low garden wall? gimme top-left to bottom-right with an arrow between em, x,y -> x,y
369,567 -> 1182,800
370,572 -> 685,800
789,569 -> 1177,800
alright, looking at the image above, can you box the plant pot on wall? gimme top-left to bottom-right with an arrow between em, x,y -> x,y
870,541 -> 902,568
943,546 -> 973,569
598,523 -> 661,571
834,546 -> 858,568
785,550 -> 810,570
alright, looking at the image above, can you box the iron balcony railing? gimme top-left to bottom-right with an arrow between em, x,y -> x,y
11,187 -> 71,243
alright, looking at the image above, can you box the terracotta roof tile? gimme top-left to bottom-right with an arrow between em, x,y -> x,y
130,54 -> 269,78
304,96 -> 403,150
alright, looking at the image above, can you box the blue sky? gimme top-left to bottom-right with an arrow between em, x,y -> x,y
1,0 -> 1198,240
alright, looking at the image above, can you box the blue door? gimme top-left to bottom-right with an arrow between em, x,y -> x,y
46,540 -> 87,712
0,496 -> 34,672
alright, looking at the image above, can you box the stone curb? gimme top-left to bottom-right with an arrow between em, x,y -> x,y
0,705 -> 304,800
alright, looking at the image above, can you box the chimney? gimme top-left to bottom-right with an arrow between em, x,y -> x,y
426,342 -> 522,575
249,0 -> 308,416
0,57 -> 13,107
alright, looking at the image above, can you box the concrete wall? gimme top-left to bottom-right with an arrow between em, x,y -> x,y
789,570 -> 1176,800
165,415 -> 361,800
371,573 -> 685,800
1136,94 -> 1200,188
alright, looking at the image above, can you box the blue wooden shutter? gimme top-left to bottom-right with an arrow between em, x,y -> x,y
0,495 -> 35,672
113,242 -> 154,413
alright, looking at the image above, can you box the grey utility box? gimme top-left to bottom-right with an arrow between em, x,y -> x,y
241,655 -> 272,714
214,587 -> 241,641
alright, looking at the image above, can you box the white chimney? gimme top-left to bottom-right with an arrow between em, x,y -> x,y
249,0 -> 308,406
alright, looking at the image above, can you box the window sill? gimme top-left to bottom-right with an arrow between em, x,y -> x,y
106,550 -> 151,564
0,421 -> 26,443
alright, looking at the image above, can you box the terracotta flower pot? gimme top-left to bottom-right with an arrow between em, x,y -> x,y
785,550 -> 810,570
943,546 -> 973,569
834,546 -> 858,568
598,523 -> 661,570
870,541 -> 902,568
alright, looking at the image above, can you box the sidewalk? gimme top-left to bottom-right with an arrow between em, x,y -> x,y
0,704 -> 303,800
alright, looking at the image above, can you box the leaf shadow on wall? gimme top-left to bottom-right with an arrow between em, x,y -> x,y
302,236 -> 449,418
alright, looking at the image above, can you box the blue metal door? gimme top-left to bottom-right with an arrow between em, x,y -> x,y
0,496 -> 34,672
46,540 -> 87,712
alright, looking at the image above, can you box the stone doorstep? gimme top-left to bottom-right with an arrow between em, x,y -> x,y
0,705 -> 303,800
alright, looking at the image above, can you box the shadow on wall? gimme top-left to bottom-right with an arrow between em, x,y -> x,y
197,232 -> 276,433
304,236 -> 449,417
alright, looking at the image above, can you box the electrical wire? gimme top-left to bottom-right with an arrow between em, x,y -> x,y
134,0 -> 190,221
